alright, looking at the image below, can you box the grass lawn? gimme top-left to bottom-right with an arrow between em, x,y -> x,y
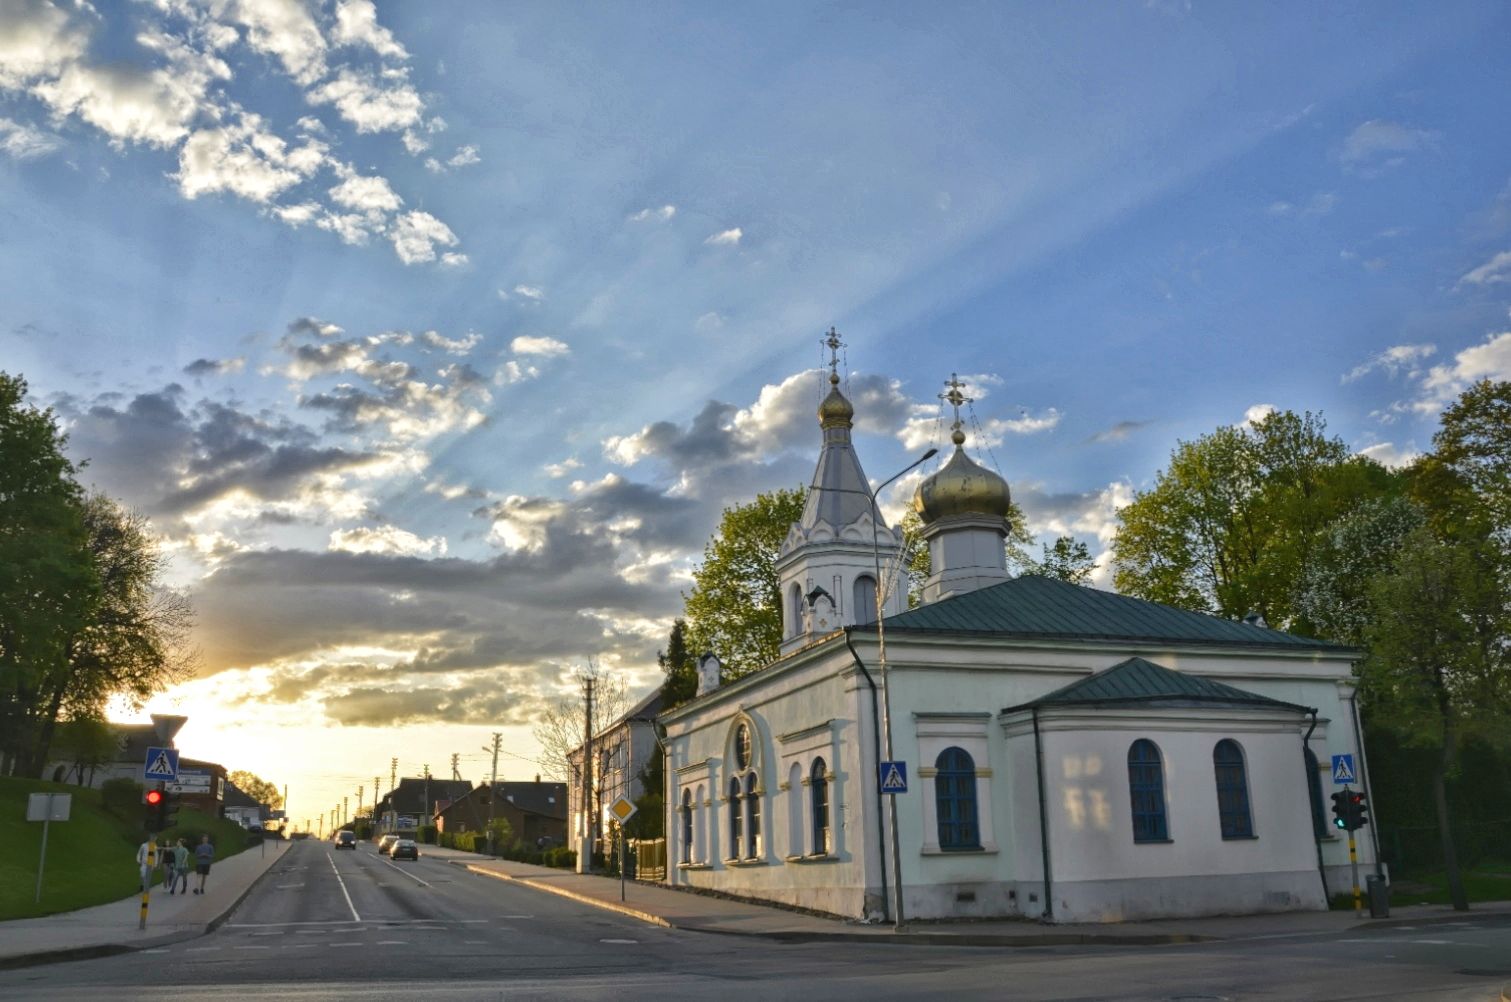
1,776 -> 252,921
1328,861 -> 1511,909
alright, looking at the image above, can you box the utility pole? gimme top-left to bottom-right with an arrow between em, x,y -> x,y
373,776 -> 381,833
356,786 -> 363,829
423,764 -> 431,832
450,752 -> 460,781
317,815 -> 323,839
483,733 -> 501,855
389,757 -> 398,832
342,796 -> 348,826
580,672 -> 595,873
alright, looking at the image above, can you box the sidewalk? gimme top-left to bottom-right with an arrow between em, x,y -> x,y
419,844 -> 1511,948
0,839 -> 290,969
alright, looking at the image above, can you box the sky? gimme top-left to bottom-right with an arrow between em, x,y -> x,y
3,0 -> 1510,830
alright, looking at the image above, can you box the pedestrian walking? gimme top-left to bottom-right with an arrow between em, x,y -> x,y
193,834 -> 214,895
162,838 -> 178,894
173,839 -> 190,894
135,839 -> 157,892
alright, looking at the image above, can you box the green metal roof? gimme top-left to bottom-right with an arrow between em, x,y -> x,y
1004,656 -> 1314,714
875,574 -> 1350,652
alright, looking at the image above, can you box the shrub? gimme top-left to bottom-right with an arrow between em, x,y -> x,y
418,825 -> 437,844
543,846 -> 577,869
101,778 -> 144,825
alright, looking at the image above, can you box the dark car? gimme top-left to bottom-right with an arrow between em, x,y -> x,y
391,838 -> 419,860
334,830 -> 358,850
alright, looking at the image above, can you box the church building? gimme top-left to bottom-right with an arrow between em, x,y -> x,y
659,340 -> 1375,924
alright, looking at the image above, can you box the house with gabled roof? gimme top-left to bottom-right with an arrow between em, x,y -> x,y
659,352 -> 1372,924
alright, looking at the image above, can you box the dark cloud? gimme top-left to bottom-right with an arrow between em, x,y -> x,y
1087,419 -> 1152,444
322,678 -> 542,728
182,357 -> 244,377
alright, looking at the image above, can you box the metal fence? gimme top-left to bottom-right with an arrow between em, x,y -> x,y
631,838 -> 666,882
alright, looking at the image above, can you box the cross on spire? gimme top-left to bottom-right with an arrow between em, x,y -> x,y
824,327 -> 844,378
941,373 -> 972,432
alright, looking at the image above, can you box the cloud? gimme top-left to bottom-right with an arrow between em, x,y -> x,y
545,458 -> 582,478
0,116 -> 61,159
1414,331 -> 1511,412
330,0 -> 408,60
328,171 -> 402,213
512,285 -> 544,301
497,361 -> 540,384
1339,119 -> 1438,170
389,210 -> 460,265
1241,403 -> 1276,426
287,316 -> 344,339
1266,192 -> 1336,218
176,113 -> 327,202
510,335 -> 569,357
183,357 -> 247,377
705,227 -> 743,246
628,205 -> 676,222
1341,343 -> 1436,383
329,525 -> 447,557
424,144 -> 480,173
1457,250 -> 1511,288
1087,419 -> 1152,444
1358,442 -> 1420,470
419,331 -> 481,355
218,0 -> 329,86
306,67 -> 423,133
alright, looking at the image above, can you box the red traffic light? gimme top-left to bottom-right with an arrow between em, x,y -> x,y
145,789 -> 165,806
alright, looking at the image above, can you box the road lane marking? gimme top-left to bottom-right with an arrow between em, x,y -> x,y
376,940 -> 408,945
464,940 -> 486,945
275,883 -> 306,889
234,946 -> 271,951
142,948 -> 169,954
251,931 -> 285,937
331,943 -> 362,948
380,857 -> 432,887
186,947 -> 220,953
327,851 -> 362,922
599,938 -> 639,944
1411,939 -> 1452,944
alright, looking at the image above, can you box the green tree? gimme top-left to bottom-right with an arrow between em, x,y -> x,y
1362,528 -> 1507,911
683,487 -> 806,678
1413,379 -> 1510,550
658,619 -> 697,708
0,373 -> 97,776
1032,535 -> 1097,584
228,770 -> 284,809
1112,410 -> 1391,631
51,716 -> 118,785
1295,495 -> 1424,646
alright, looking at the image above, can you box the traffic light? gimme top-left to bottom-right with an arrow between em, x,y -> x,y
161,789 -> 181,831
1330,790 -> 1348,830
143,786 -> 166,832
1347,790 -> 1369,831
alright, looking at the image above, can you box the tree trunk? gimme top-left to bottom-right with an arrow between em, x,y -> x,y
1431,734 -> 1469,911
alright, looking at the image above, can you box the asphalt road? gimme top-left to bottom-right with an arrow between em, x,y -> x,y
1,840 -> 1507,1001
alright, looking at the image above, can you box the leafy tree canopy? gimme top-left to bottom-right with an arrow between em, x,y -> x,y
683,487 -> 806,678
228,770 -> 283,809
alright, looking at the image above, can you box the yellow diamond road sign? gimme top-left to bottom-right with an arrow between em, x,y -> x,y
608,796 -> 637,823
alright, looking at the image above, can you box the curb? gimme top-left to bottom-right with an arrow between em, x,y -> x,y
448,862 -> 1212,948
0,842 -> 289,971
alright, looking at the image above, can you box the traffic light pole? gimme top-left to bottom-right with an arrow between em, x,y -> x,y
1345,785 -> 1362,917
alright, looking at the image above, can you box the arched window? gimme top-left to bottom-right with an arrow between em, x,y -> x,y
1303,749 -> 1327,839
810,757 -> 830,854
853,575 -> 877,625
680,789 -> 694,864
734,724 -> 752,771
1127,739 -> 1169,842
745,772 -> 760,858
728,776 -> 742,859
1213,739 -> 1253,839
789,583 -> 804,637
935,746 -> 980,850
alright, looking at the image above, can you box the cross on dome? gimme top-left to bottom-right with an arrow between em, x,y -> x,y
824,327 -> 844,380
941,373 -> 973,446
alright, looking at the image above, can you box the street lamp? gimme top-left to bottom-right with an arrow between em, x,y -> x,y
869,448 -> 936,930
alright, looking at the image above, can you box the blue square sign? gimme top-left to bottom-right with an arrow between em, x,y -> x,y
1331,753 -> 1356,785
144,746 -> 179,781
878,761 -> 908,795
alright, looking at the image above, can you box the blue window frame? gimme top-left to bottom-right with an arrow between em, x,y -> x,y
934,746 -> 980,850
744,772 -> 760,858
1127,739 -> 1169,842
810,757 -> 830,854
1214,739 -> 1254,839
680,789 -> 693,864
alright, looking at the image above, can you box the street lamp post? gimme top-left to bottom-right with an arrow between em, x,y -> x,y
863,448 -> 937,929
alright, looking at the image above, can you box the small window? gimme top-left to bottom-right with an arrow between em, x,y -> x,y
789,583 -> 804,637
810,757 -> 830,854
1128,739 -> 1169,843
1213,739 -> 1254,839
853,575 -> 877,625
734,724 -> 751,771
935,746 -> 980,850
728,777 -> 742,858
745,771 -> 760,859
680,789 -> 693,864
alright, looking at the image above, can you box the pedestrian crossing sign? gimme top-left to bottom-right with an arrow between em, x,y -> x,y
144,746 -> 179,781
878,761 -> 908,795
1331,753 -> 1355,785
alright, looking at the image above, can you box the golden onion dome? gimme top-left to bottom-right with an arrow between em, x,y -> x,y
817,372 -> 855,428
912,427 -> 1012,524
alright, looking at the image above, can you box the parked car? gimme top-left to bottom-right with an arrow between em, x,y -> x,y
377,834 -> 399,855
334,830 -> 357,850
391,839 -> 419,861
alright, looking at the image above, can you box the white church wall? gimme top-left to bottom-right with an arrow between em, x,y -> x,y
1030,708 -> 1327,922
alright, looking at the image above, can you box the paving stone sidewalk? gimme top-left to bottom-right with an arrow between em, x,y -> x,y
0,838 -> 291,969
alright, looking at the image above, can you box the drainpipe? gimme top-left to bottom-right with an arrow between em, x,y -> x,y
844,627 -> 891,923
652,721 -> 672,886
1303,709 -> 1330,901
1032,707 -> 1053,921
1346,691 -> 1385,879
